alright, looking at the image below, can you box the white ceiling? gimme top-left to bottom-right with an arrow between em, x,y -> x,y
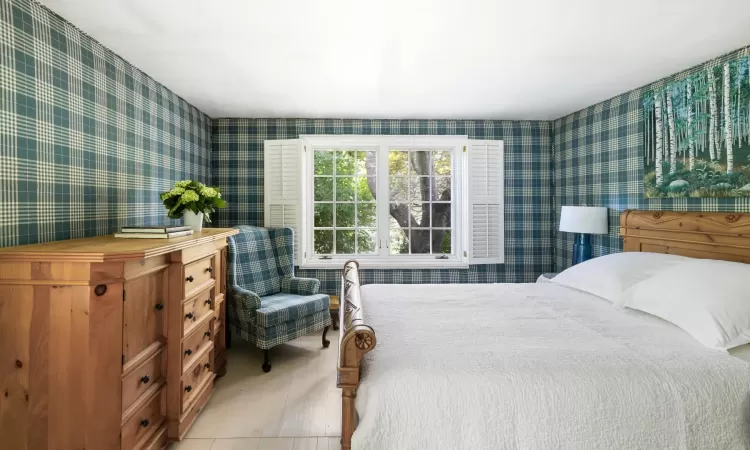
40,0 -> 750,120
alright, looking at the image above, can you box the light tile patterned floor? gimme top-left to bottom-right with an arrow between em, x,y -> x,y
170,332 -> 341,450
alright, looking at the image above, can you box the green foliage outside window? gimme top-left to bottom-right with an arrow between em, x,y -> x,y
313,149 -> 452,256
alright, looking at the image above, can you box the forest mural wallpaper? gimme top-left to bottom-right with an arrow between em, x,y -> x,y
643,48 -> 750,198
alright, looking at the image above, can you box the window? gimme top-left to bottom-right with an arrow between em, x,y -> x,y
264,136 -> 503,269
312,149 -> 378,256
387,149 -> 453,256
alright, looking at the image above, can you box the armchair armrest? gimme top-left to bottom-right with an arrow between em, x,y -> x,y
227,284 -> 262,325
280,276 -> 321,295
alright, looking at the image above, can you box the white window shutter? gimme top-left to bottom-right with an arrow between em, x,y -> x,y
467,140 -> 504,264
264,139 -> 303,262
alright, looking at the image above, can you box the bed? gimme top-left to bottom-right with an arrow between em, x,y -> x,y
336,210 -> 750,450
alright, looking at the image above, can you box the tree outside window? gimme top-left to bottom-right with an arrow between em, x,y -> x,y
313,149 -> 452,256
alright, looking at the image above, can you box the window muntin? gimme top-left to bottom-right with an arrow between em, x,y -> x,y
312,149 -> 378,256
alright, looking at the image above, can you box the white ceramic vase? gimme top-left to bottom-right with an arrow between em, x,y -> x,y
183,210 -> 204,232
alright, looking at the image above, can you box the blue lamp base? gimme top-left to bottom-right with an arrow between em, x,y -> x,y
571,233 -> 592,266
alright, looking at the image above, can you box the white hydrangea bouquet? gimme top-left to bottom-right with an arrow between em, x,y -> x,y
160,180 -> 227,230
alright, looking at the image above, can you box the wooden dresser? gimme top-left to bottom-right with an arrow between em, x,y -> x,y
0,228 -> 238,449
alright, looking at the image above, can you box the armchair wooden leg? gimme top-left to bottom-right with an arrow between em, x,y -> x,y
322,326 -> 330,348
262,349 -> 272,373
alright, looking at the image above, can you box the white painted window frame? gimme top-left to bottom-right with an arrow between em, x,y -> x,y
299,135 -> 469,269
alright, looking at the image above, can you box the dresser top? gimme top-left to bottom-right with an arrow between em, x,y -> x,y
0,228 -> 239,262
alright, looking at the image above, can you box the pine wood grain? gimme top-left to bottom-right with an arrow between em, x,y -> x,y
122,347 -> 166,415
121,385 -> 166,450
0,229 -> 237,449
183,285 -> 215,338
123,268 -> 168,366
180,348 -> 213,413
0,229 -> 237,262
620,210 -> 750,261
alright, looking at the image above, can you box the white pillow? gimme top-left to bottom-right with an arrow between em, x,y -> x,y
617,259 -> 750,350
551,252 -> 691,302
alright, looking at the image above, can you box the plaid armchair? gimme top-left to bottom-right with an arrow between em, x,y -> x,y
227,225 -> 331,372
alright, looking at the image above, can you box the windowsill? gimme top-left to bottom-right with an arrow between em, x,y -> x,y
300,260 -> 470,270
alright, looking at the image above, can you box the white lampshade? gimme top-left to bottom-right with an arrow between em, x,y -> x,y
559,206 -> 608,234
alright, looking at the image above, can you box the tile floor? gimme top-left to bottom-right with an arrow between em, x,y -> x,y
170,331 -> 341,450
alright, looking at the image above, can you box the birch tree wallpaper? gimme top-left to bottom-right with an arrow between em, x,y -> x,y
644,49 -> 750,198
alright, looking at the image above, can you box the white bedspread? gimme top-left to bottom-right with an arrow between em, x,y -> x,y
353,283 -> 750,450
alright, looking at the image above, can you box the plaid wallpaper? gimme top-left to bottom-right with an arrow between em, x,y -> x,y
212,118 -> 554,293
553,46 -> 750,272
0,0 -> 211,246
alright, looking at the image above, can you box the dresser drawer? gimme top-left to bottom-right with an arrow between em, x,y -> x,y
175,378 -> 214,440
138,424 -> 167,450
184,255 -> 215,297
181,349 -> 214,412
182,318 -> 213,372
212,296 -> 224,321
183,287 -> 214,337
122,387 -> 166,450
122,347 -> 165,414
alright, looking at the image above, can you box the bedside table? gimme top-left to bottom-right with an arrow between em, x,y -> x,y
536,272 -> 559,283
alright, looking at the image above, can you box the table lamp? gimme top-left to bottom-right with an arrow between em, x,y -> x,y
559,206 -> 608,265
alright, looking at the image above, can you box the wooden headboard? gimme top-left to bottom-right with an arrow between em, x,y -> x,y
620,210 -> 750,263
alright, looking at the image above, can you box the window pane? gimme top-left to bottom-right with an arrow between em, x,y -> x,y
357,203 -> 377,227
356,151 -> 375,176
314,151 -> 334,175
357,229 -> 377,254
389,150 -> 408,175
358,177 -> 376,201
433,151 -> 451,175
389,177 -> 408,201
389,204 -> 408,228
335,150 -> 356,175
410,203 -> 429,227
434,176 -> 451,201
389,228 -> 408,254
314,177 -> 333,201
410,151 -> 432,176
314,203 -> 333,227
314,230 -> 333,254
409,229 -> 431,254
434,229 -> 451,254
410,177 -> 431,202
336,203 -> 355,227
336,177 -> 355,201
336,230 -> 355,254
431,203 -> 451,227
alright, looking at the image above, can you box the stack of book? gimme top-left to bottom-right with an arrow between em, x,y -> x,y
114,226 -> 194,239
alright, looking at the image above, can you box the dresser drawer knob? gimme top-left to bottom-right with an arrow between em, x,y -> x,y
186,275 -> 194,282
205,299 -> 212,305
204,362 -> 211,370
205,267 -> 213,273
185,385 -> 193,393
185,349 -> 193,356
185,312 -> 194,320
154,303 -> 164,311
204,331 -> 211,338
140,419 -> 150,428
140,375 -> 150,384
94,285 -> 107,296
